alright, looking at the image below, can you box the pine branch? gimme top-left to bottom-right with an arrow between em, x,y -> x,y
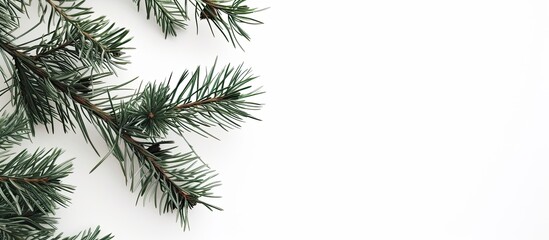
4,52 -> 259,228
0,111 -> 29,150
0,206 -> 57,240
48,227 -> 113,240
194,0 -> 264,48
0,34 -> 122,144
172,62 -> 262,134
0,140 -> 75,240
1,207 -> 111,240
0,112 -> 110,239
38,0 -> 132,71
0,0 -> 264,231
133,0 -> 187,37
130,0 -> 263,47
51,78 -> 222,228
0,39 -> 222,228
0,148 -> 73,215
0,0 -> 29,34
0,112 -> 108,239
121,61 -> 262,138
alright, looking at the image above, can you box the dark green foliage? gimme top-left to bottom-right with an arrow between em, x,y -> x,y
171,61 -> 262,134
0,0 -> 262,236
38,0 -> 132,71
0,0 -> 131,135
125,80 -> 178,138
0,111 -> 29,150
48,227 -> 114,240
133,0 -> 263,47
125,61 -> 262,138
86,61 -> 260,229
0,112 -> 111,240
0,0 -> 27,34
0,148 -> 73,214
133,0 -> 187,37
192,0 -> 263,48
0,202 -> 57,240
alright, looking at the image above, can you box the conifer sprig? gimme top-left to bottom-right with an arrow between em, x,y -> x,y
132,0 -> 263,47
38,0 -> 132,71
0,111 -> 29,150
133,0 -> 187,37
0,148 -> 74,215
0,0 -> 263,234
0,206 -> 56,240
68,62 -> 260,228
0,0 -> 27,34
0,34 -> 125,139
0,112 -> 111,240
1,26 -> 261,230
126,61 -> 262,138
193,0 -> 263,48
47,227 -> 114,240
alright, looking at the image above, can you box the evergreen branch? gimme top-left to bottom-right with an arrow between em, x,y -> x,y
0,148 -> 74,215
122,61 -> 262,138
0,35 -> 119,146
0,39 -> 71,133
0,0 -> 30,34
1,206 -> 111,240
192,0 -> 263,48
0,0 -> 264,234
172,61 -> 262,134
31,40 -> 74,61
130,0 -> 263,47
0,34 -> 259,229
0,206 -> 57,240
36,66 -> 221,229
0,111 -> 29,150
47,227 -> 113,240
42,0 -> 106,49
59,83 -> 221,228
133,0 -> 187,37
39,0 -> 132,71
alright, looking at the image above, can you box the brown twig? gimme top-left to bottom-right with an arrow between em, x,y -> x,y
176,97 -> 224,109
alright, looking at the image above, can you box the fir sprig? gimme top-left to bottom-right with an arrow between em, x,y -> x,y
38,0 -> 132,71
1,33 -> 261,229
0,206 -> 56,240
79,62 -> 260,228
0,0 -> 263,234
0,111 -> 29,150
0,111 -> 112,239
0,148 -> 74,215
126,61 -> 262,138
0,34 -> 125,140
132,0 -> 263,47
192,0 -> 263,48
48,227 -> 114,240
173,61 -> 262,134
133,0 -> 187,37
0,0 -> 27,34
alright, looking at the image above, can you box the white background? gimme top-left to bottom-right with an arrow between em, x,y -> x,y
15,0 -> 549,239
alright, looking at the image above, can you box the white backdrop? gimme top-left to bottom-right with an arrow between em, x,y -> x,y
16,0 -> 549,239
